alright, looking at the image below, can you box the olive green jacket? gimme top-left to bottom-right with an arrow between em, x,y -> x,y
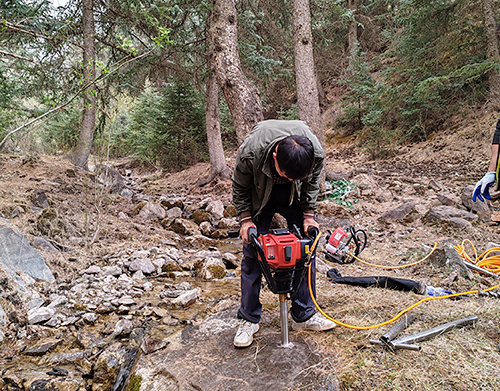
232,120 -> 325,219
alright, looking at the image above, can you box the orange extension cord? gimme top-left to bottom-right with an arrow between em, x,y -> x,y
454,239 -> 500,275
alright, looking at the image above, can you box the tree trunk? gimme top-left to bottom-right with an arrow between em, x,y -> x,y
71,0 -> 96,169
292,0 -> 325,147
211,0 -> 264,144
198,13 -> 232,186
347,0 -> 358,65
483,0 -> 500,110
292,0 -> 325,191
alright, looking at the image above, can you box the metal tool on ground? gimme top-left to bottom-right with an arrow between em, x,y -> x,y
369,314 -> 421,351
380,313 -> 417,344
324,226 -> 367,264
389,315 -> 478,347
249,225 -> 320,348
369,339 -> 422,351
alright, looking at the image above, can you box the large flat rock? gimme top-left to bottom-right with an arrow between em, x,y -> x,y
134,309 -> 339,390
0,225 -> 55,283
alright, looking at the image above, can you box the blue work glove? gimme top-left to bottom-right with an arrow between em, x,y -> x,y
472,172 -> 496,202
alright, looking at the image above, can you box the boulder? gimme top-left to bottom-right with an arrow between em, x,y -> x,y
437,193 -> 461,207
138,202 -> 167,220
461,185 -> 489,212
428,241 -> 473,279
206,200 -> 225,220
196,257 -> 227,280
0,225 -> 55,282
378,202 -> 415,223
424,206 -> 478,225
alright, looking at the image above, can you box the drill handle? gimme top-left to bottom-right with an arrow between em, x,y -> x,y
248,227 -> 258,243
307,226 -> 319,239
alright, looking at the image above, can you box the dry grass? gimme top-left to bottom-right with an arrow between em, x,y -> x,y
287,253 -> 500,391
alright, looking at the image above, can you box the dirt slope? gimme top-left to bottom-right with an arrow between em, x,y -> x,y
0,110 -> 499,390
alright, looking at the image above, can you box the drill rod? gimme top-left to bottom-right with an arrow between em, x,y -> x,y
369,339 -> 421,351
279,294 -> 290,347
390,315 -> 478,346
380,313 -> 417,343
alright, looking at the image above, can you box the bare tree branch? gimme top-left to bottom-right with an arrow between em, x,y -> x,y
0,49 -> 154,150
2,20 -> 54,41
0,49 -> 34,62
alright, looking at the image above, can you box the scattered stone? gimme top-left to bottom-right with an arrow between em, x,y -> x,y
222,252 -> 240,269
424,206 -> 478,226
27,307 -> 55,324
140,338 -> 169,354
159,197 -> 184,209
32,236 -> 60,252
132,270 -> 148,282
196,257 -> 226,280
117,297 -> 136,306
200,221 -> 215,237
429,179 -> 447,192
82,312 -> 97,324
166,206 -> 183,220
93,342 -> 135,391
129,259 -> 155,274
27,297 -> 45,310
169,218 -> 201,236
60,316 -> 79,326
84,265 -> 101,274
192,210 -> 211,225
461,185 -> 490,212
428,242 -> 474,279
437,193 -> 461,206
95,164 -> 126,194
138,202 -> 167,220
101,266 -> 122,276
0,304 -> 7,326
206,200 -> 225,220
114,319 -> 134,336
378,202 -> 415,223
23,338 -> 61,356
46,367 -> 69,377
121,188 -> 134,198
32,189 -> 50,209
170,289 -> 199,309
441,271 -> 458,286
76,331 -> 106,351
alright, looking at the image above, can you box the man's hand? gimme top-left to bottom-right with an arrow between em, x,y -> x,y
472,172 -> 496,202
240,220 -> 256,244
303,217 -> 319,237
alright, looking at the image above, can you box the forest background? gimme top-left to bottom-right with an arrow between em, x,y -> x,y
1,0 -> 499,172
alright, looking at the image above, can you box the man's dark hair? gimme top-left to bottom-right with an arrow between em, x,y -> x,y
276,135 -> 315,180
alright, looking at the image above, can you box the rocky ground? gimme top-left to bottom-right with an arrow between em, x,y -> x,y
0,111 -> 499,391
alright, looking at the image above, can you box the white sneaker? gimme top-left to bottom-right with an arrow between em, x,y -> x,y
292,313 -> 336,331
234,320 -> 260,348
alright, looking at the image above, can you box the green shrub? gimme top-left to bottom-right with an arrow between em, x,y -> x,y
39,107 -> 81,153
124,81 -> 207,171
